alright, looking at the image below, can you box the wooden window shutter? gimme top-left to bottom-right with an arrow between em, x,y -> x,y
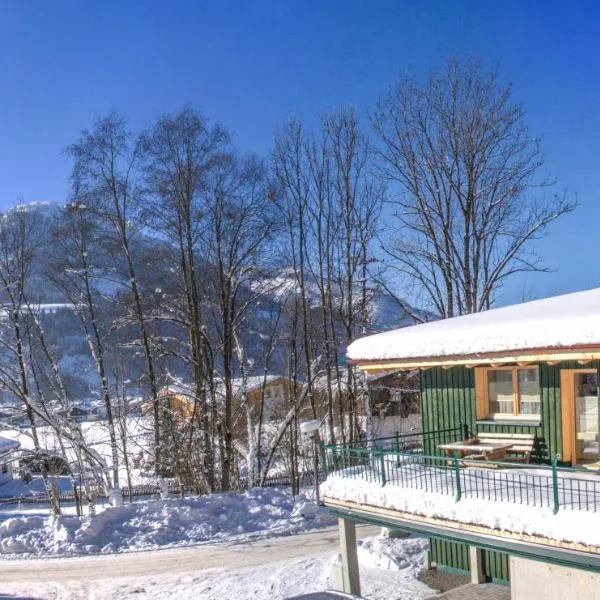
474,367 -> 488,420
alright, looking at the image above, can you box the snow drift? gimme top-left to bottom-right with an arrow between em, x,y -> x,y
0,488 -> 334,557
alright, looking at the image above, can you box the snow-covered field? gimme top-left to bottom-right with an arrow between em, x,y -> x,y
321,465 -> 600,547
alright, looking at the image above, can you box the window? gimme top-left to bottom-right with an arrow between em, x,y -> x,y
476,366 -> 541,421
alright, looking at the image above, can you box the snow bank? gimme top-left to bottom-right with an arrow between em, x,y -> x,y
0,488 -> 334,557
321,474 -> 600,548
347,286 -> 600,362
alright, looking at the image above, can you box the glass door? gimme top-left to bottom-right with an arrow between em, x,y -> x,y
574,372 -> 599,463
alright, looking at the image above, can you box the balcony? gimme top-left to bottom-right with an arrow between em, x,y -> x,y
320,427 -> 600,555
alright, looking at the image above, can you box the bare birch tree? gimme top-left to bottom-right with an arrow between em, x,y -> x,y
47,203 -> 122,496
66,114 -> 163,474
142,107 -> 229,492
202,152 -> 274,490
273,110 -> 382,445
0,207 -> 61,513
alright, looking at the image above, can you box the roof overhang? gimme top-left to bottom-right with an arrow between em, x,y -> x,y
350,345 -> 600,373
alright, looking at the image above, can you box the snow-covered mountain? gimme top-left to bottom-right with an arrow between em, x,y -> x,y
0,202 -> 426,403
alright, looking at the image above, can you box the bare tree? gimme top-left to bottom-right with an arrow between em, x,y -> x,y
324,108 -> 383,440
202,152 -> 274,490
273,110 -> 382,445
47,203 -> 122,496
142,107 -> 229,492
66,114 -> 163,474
0,207 -> 61,514
373,57 -> 576,317
273,121 -> 318,421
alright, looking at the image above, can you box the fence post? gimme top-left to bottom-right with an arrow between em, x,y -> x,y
379,453 -> 386,487
551,454 -> 560,514
395,431 -> 401,466
462,423 -> 469,440
453,452 -> 462,502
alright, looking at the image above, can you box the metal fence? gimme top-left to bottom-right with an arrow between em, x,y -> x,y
0,471 -> 318,510
323,433 -> 600,514
334,425 -> 467,454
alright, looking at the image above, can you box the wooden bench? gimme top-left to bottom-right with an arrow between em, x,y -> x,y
469,432 -> 535,463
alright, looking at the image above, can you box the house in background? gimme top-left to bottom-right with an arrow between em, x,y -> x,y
322,287 -> 600,599
230,375 -> 300,421
0,436 -> 20,485
367,370 -> 420,439
142,382 -> 198,421
145,376 -> 299,423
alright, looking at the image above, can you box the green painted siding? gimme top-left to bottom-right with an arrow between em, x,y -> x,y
422,361 -> 600,577
483,548 -> 510,584
429,538 -> 469,574
421,361 -> 600,461
429,539 -> 510,584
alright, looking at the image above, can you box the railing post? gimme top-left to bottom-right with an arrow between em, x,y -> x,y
379,453 -> 386,487
395,431 -> 401,466
321,443 -> 328,480
551,454 -> 560,514
453,451 -> 462,502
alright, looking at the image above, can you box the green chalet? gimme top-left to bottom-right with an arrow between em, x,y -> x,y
321,287 -> 600,599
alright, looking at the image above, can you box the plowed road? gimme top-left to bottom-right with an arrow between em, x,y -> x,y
0,525 -> 380,583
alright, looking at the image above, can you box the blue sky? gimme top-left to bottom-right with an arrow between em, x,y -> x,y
1,0 -> 600,304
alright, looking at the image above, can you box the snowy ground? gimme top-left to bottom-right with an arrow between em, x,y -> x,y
0,485 -> 439,599
0,533 -> 435,600
0,487 -> 336,557
321,463 -> 600,547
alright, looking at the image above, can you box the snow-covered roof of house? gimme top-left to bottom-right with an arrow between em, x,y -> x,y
0,436 -> 20,455
160,375 -> 290,400
348,287 -> 600,369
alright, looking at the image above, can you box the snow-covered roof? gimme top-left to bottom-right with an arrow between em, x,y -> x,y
160,375 -> 288,400
0,436 -> 20,455
347,287 -> 600,365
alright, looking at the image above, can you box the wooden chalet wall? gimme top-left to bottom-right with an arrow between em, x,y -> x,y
420,361 -> 600,462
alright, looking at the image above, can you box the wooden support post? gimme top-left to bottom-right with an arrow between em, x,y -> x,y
469,546 -> 485,584
338,517 -> 361,596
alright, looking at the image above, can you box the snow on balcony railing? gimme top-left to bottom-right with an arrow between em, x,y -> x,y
321,442 -> 600,514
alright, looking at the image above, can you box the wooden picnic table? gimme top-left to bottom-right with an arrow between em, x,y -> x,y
438,440 -> 514,462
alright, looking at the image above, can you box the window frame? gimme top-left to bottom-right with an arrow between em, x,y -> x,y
476,365 -> 541,422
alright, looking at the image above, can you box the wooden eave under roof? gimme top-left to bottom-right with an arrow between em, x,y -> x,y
350,344 -> 600,373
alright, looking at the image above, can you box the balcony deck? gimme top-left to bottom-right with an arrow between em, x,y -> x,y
320,429 -> 600,554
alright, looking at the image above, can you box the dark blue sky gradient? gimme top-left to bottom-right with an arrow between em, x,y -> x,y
2,0 -> 600,303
